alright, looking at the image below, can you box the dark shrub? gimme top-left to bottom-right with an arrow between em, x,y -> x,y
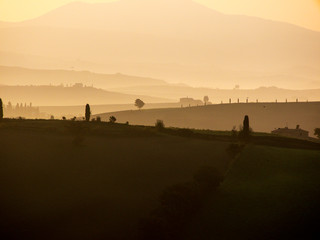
109,116 -> 117,123
155,120 -> 165,130
68,121 -> 87,146
140,182 -> 201,240
231,126 -> 238,138
159,183 -> 201,219
140,166 -> 223,240
193,166 -> 224,193
226,143 -> 244,159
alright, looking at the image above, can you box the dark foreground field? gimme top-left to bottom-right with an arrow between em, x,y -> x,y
0,120 -> 319,240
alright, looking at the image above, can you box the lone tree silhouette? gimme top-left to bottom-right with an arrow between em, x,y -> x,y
243,115 -> 250,137
0,98 -> 3,120
85,104 -> 91,122
203,96 -> 209,105
135,99 -> 145,110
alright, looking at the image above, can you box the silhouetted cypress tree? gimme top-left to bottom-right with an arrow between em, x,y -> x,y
0,98 -> 3,120
243,115 -> 250,137
85,104 -> 91,122
203,96 -> 209,105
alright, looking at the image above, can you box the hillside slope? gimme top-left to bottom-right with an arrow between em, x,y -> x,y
0,120 -> 319,239
0,85 -> 170,106
96,102 -> 320,136
0,65 -> 167,88
185,145 -> 320,239
2,66 -> 320,105
111,85 -> 320,102
0,120 -> 231,239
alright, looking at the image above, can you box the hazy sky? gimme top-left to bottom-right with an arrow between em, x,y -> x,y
0,0 -> 320,31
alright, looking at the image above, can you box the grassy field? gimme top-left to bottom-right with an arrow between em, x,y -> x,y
185,145 -> 320,239
0,120 -> 319,239
96,102 -> 320,137
0,120 -> 231,239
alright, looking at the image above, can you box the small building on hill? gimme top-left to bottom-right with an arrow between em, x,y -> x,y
73,83 -> 84,88
180,97 -> 203,107
271,125 -> 309,139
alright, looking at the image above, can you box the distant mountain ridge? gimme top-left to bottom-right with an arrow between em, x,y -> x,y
0,65 -> 167,88
1,66 -> 319,104
0,0 -> 319,88
110,85 -> 320,103
0,84 -> 170,106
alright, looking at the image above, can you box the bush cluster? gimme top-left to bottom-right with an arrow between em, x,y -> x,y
139,166 -> 223,240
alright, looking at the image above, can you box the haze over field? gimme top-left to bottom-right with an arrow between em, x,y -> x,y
1,0 -> 319,32
0,0 -> 320,89
2,66 -> 320,108
96,102 -> 320,137
1,1 -> 320,240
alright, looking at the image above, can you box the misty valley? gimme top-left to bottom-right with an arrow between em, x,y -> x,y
1,0 -> 320,239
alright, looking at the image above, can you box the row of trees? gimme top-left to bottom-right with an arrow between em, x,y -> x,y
202,96 -> 308,105
1,97 -> 319,140
0,100 -> 41,118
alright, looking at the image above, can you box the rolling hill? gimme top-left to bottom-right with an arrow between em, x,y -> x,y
110,85 -> 320,102
1,66 -> 320,107
0,119 -> 319,239
0,85 -> 170,106
38,103 -> 180,119
0,0 -> 319,88
185,145 -> 320,239
95,102 -> 320,137
0,65 -> 167,88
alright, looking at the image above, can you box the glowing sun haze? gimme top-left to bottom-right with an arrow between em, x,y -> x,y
0,0 -> 319,31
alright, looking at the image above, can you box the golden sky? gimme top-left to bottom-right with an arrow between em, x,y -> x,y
0,0 -> 320,31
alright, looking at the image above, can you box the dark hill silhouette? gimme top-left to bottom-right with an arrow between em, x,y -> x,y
0,119 -> 319,239
0,0 -> 319,88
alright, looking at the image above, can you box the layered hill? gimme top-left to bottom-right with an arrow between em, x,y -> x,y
0,0 -> 319,88
96,102 -> 320,136
1,66 -> 319,106
0,65 -> 166,88
111,85 -> 320,102
0,85 -> 170,106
